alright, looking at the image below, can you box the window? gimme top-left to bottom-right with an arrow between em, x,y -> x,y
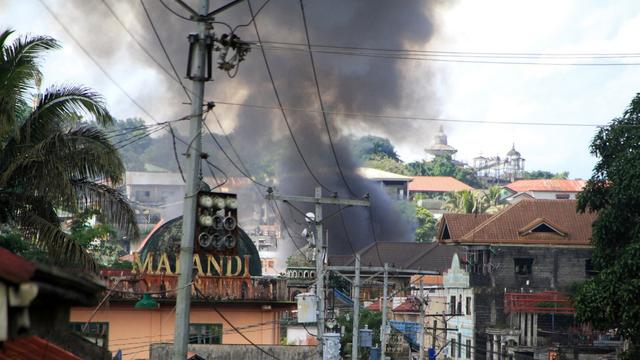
555,193 -> 570,199
514,258 -> 533,275
466,297 -> 472,315
530,223 -> 556,233
451,338 -> 456,357
458,333 -> 462,358
189,323 -> 222,344
457,295 -> 462,315
585,259 -> 597,277
69,322 -> 109,347
450,295 -> 456,314
466,339 -> 471,358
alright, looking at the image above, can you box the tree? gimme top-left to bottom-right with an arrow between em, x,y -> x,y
0,30 -> 137,270
573,93 -> 640,357
364,154 -> 409,175
107,118 -> 152,171
353,135 -> 400,161
522,170 -> 569,179
443,190 -> 485,214
337,309 -> 382,358
415,206 -> 437,242
407,155 -> 483,188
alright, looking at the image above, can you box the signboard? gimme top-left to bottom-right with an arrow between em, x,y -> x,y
131,251 -> 251,277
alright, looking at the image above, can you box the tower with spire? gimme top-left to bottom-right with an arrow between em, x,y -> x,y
425,125 -> 457,157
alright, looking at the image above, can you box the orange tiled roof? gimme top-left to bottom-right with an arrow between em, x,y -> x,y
409,176 -> 473,192
455,199 -> 595,245
505,179 -> 586,193
393,298 -> 420,313
366,299 -> 381,311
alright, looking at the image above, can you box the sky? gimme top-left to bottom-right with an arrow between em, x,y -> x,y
3,0 -> 640,180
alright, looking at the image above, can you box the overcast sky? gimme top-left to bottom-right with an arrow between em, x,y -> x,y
3,0 -> 640,180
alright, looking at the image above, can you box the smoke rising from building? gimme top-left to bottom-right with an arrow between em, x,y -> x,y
64,0 -> 443,255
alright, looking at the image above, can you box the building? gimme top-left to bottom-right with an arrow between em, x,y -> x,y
0,248 -> 109,359
357,167 -> 413,200
441,253 -> 476,360
503,179 -> 586,202
70,217 -> 294,360
426,126 -> 458,157
438,199 -> 620,359
408,176 -> 474,216
472,144 -> 525,184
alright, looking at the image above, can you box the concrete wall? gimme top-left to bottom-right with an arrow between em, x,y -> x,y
150,343 -> 318,360
70,303 -> 287,360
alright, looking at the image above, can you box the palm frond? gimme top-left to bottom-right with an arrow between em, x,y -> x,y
1,126 -> 125,196
0,33 -> 59,139
71,179 -> 139,241
19,211 -> 97,271
0,29 -> 14,51
24,85 -> 113,142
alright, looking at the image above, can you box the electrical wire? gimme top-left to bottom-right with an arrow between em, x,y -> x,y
140,0 -> 192,101
248,0 -> 333,193
99,0 -> 187,95
158,0 -> 193,21
367,205 -> 385,267
212,99 -> 617,128
168,124 -> 186,182
257,43 -> 640,66
38,0 -> 158,122
298,0 -> 357,199
232,0 -> 272,34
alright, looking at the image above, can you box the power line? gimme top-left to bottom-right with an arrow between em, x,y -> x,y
298,0 -> 357,198
248,0 -> 334,193
139,0 -> 192,101
255,40 -> 640,58
367,205 -> 385,267
158,0 -> 193,21
232,0 -> 272,34
256,42 -> 640,66
211,99 -> 616,128
38,0 -> 158,122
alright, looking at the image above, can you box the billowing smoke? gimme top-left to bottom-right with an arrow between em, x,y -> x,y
59,0 -> 442,255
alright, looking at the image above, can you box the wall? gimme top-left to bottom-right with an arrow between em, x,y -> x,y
150,343 -> 318,360
529,191 -> 579,200
70,303 -> 285,360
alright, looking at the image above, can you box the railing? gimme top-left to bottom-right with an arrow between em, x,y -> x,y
504,291 -> 574,314
100,270 -> 290,302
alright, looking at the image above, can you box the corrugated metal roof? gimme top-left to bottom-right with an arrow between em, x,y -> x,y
505,179 -> 586,193
408,176 -> 473,192
0,336 -> 82,360
0,248 -> 36,284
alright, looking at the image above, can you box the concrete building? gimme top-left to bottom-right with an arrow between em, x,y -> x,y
408,176 -> 474,217
503,179 -> 586,202
442,253 -> 476,360
70,217 -> 293,360
357,167 -> 413,200
426,126 -> 458,157
438,199 -> 621,359
472,144 -> 525,184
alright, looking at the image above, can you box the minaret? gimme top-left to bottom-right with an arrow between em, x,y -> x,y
425,125 -> 457,157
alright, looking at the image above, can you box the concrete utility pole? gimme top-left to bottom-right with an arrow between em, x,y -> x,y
174,1 -> 208,359
418,280 -> 425,360
266,188 -> 369,357
380,263 -> 389,359
173,1 -> 245,359
351,253 -> 361,360
314,187 -> 325,351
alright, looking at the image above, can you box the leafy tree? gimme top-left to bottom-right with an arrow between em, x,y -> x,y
353,135 -> 400,161
364,154 -> 409,175
407,155 -> 483,188
522,170 -> 570,180
106,118 -> 152,171
0,30 -> 137,270
337,309 -> 382,359
415,206 -> 437,242
573,93 -> 640,357
443,190 -> 485,214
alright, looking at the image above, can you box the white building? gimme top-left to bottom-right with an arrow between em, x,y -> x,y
503,179 -> 586,203
443,253 -> 475,360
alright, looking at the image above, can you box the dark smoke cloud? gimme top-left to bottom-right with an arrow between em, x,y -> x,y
62,0 -> 443,255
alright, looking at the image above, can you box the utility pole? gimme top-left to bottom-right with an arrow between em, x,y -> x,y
380,263 -> 389,359
314,187 -> 325,353
173,1 -> 246,359
418,280 -> 425,360
352,253 -> 361,360
266,187 -> 369,358
174,1 -> 208,359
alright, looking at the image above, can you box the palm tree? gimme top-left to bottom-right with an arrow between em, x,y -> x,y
0,29 -> 137,270
443,189 -> 485,214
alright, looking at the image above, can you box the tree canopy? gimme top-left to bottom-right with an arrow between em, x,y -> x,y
0,30 -> 137,270
573,93 -> 640,355
352,135 -> 400,161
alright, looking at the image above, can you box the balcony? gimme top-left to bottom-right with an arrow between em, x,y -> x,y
100,269 -> 290,303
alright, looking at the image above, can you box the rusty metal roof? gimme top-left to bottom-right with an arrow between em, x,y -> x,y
0,336 -> 82,360
0,248 -> 36,284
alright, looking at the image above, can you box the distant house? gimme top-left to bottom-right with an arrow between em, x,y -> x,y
408,176 -> 474,216
503,179 -> 586,202
357,167 -> 413,200
437,199 -> 620,359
